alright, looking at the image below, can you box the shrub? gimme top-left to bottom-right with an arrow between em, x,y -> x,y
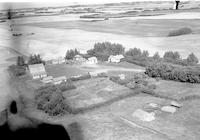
168,27 -> 192,37
142,50 -> 149,57
163,51 -> 180,61
152,52 -> 160,60
17,56 -> 26,66
69,74 -> 91,81
147,84 -> 157,90
57,81 -> 76,92
9,65 -> 26,76
97,72 -> 108,78
109,76 -> 131,85
34,85 -> 69,116
124,56 -> 155,67
145,62 -> 200,83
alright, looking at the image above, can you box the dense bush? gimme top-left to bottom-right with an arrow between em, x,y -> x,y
87,42 -> 125,61
69,74 -> 91,81
65,49 -> 80,60
9,65 -> 26,76
145,62 -> 200,83
168,27 -> 192,37
163,51 -> 180,61
56,81 -> 76,92
34,85 -> 69,116
142,50 -> 149,57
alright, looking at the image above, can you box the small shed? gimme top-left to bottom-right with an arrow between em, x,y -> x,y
29,63 -> 47,79
53,76 -> 67,85
108,55 -> 124,63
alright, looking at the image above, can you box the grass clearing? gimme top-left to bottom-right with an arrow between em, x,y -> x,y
154,80 -> 200,101
45,64 -> 89,78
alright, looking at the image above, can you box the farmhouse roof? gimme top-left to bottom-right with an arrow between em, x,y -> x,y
29,63 -> 46,76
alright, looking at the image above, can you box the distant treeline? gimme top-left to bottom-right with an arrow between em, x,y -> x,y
65,41 -> 199,67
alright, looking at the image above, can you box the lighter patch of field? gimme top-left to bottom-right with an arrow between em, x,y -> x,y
154,80 -> 200,101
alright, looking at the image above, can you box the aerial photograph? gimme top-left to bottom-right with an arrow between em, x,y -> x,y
0,0 -> 200,139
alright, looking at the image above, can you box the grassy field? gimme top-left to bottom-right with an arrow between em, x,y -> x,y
45,64 -> 89,78
154,80 -> 200,101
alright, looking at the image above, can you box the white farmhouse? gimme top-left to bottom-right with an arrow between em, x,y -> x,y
108,55 -> 124,63
29,63 -> 47,79
74,55 -> 86,62
86,57 -> 98,64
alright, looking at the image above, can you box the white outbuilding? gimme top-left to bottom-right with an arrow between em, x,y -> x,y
74,55 -> 86,63
108,55 -> 124,63
86,57 -> 98,64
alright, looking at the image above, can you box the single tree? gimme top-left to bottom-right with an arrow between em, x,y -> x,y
142,50 -> 149,57
17,56 -> 25,66
153,52 -> 160,60
187,53 -> 199,64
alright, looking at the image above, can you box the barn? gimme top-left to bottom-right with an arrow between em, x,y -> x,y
29,63 -> 47,79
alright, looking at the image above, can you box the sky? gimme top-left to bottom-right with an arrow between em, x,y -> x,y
0,0 -> 198,10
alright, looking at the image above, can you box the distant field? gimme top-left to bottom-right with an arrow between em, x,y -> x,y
23,19 -> 200,37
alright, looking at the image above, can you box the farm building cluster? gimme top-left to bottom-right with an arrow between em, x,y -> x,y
28,53 -> 125,84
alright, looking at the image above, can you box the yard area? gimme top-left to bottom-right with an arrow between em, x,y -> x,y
154,80 -> 200,101
45,64 -> 89,78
